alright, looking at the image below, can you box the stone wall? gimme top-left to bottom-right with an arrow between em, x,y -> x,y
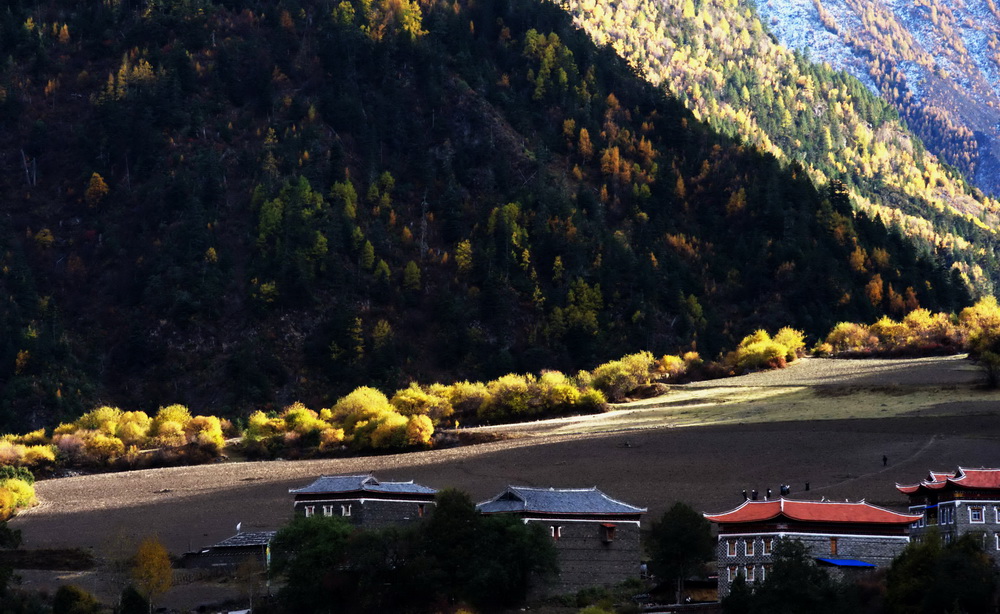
529,519 -> 642,595
293,497 -> 433,529
715,533 -> 908,597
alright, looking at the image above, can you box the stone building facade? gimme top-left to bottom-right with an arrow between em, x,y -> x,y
898,467 -> 1000,555
705,498 -> 920,597
477,485 -> 646,595
289,474 -> 436,529
181,531 -> 276,570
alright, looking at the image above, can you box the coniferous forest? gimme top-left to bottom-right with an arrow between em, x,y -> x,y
0,0 -> 973,433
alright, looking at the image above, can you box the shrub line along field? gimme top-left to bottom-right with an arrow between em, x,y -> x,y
10,355 -> 1000,609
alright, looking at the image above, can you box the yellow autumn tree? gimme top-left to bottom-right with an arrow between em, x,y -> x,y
132,536 -> 172,610
85,172 -> 109,208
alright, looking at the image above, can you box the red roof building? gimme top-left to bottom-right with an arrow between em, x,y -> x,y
897,467 -> 1000,549
705,498 -> 920,597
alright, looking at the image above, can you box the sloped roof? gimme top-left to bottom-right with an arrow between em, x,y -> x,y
476,486 -> 646,516
289,474 -> 437,495
896,467 -> 1000,495
815,558 -> 876,568
212,531 -> 277,548
704,499 -> 921,525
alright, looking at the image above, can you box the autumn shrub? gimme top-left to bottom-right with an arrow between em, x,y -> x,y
405,415 -> 434,446
153,421 -> 186,448
446,380 -> 491,423
118,411 -> 152,446
825,322 -> 876,353
479,374 -> 534,422
654,354 -> 685,378
730,330 -> 787,371
151,405 -> 192,435
0,478 -> 36,519
960,297 -> 1000,355
390,383 -> 455,425
591,351 -> 655,401
186,416 -> 225,453
76,406 -> 124,434
773,327 -> 807,361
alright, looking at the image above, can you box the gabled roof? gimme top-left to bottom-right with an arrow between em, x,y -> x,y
896,467 -> 1000,495
476,486 -> 646,516
704,498 -> 921,525
212,531 -> 277,548
289,474 -> 437,496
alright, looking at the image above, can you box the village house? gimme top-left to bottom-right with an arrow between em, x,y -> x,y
476,485 -> 646,594
181,531 -> 276,570
289,474 -> 437,529
897,467 -> 1000,553
705,498 -> 921,597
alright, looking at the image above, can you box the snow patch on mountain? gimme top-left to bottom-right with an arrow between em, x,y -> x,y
757,0 -> 877,92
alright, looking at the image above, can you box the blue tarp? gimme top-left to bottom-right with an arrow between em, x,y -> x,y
815,558 -> 876,568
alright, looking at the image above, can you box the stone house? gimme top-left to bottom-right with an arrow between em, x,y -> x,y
289,474 -> 436,529
897,467 -> 1000,553
705,498 -> 921,597
181,531 -> 276,570
476,485 -> 646,594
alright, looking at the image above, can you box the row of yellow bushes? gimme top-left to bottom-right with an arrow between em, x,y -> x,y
3,298 -> 998,501
817,298 -> 1000,357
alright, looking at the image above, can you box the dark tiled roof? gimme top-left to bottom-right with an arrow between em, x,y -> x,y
477,486 -> 646,516
213,531 -> 277,548
289,474 -> 437,495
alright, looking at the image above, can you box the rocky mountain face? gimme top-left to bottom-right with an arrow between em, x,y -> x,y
756,0 -> 1000,196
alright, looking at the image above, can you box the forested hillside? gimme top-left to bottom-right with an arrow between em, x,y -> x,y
561,0 -> 1000,289
0,0 -> 967,432
756,0 -> 1000,197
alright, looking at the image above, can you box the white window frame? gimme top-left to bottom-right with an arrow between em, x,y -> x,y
551,525 -> 562,540
728,565 -> 738,582
322,505 -> 333,517
727,539 -> 738,557
995,533 -> 1000,551
744,538 -> 755,556
994,506 -> 1000,524
763,537 -> 773,555
746,565 -> 755,582
970,506 -> 985,524
341,504 -> 352,517
304,505 -> 315,518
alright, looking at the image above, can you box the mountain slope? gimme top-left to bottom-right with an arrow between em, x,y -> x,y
561,0 -> 1000,289
0,0 -> 966,432
756,0 -> 1000,197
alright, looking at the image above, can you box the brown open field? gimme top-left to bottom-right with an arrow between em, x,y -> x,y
10,355 -> 1000,608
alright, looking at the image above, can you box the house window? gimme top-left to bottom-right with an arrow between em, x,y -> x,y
762,564 -> 772,581
728,566 -> 738,582
970,506 -> 985,523
304,505 -> 315,518
995,533 -> 1000,551
940,505 -> 953,525
744,539 -> 754,556
944,532 -> 953,544
830,537 -> 838,555
601,524 -> 617,543
322,505 -> 333,517
994,506 -> 1000,524
418,504 -> 425,518
551,526 -> 562,540
341,504 -> 352,517
763,537 -> 773,555
728,539 -> 738,557
746,565 -> 755,582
